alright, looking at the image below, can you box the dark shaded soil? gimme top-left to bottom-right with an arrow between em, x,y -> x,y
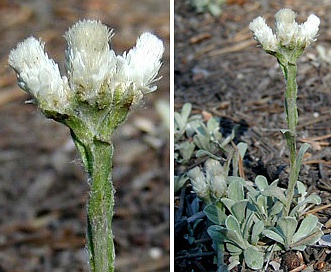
0,0 -> 169,271
175,0 -> 331,271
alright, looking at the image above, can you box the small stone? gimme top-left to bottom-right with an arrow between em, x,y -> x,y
148,247 -> 162,259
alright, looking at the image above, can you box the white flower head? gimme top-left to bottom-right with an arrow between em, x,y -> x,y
187,159 -> 227,203
249,16 -> 278,52
65,19 -> 113,53
205,159 -> 227,200
8,37 -> 70,113
187,166 -> 210,203
116,32 -> 164,95
64,19 -> 117,106
297,14 -> 320,47
275,8 -> 299,47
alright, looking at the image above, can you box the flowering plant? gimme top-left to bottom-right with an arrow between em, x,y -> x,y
250,8 -> 320,216
9,20 -> 164,272
185,9 -> 323,270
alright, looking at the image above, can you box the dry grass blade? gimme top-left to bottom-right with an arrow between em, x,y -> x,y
207,39 -> 256,57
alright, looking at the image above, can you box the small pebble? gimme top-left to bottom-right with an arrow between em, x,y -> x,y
149,247 -> 162,259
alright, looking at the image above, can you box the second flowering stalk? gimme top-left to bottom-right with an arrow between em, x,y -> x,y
250,9 -> 320,216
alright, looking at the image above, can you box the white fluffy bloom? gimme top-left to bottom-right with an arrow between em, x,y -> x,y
116,32 -> 164,94
275,9 -> 299,47
205,159 -> 227,200
8,37 -> 70,112
249,17 -> 278,52
251,9 -> 320,54
187,166 -> 210,203
297,14 -> 320,47
9,20 -> 164,114
187,159 -> 227,203
64,20 -> 117,105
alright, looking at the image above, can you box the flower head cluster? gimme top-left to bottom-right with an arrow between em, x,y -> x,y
9,20 -> 164,115
187,159 -> 227,204
249,8 -> 320,54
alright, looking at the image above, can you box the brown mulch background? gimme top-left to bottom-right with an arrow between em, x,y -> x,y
0,0 -> 169,271
175,0 -> 331,271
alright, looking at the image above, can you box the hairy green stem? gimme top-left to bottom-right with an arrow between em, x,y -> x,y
72,133 -> 115,272
279,60 -> 300,216
60,90 -> 132,272
216,243 -> 227,271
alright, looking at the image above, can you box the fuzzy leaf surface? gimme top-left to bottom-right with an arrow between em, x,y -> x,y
204,204 -> 227,225
278,217 -> 298,249
292,215 -> 319,243
227,178 -> 244,202
244,246 -> 264,270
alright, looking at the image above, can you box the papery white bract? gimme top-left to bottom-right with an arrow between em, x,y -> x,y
249,17 -> 278,52
275,9 -> 299,48
116,32 -> 165,94
64,20 -> 117,106
187,166 -> 211,204
8,37 -> 70,113
65,19 -> 113,53
205,159 -> 227,200
297,14 -> 320,47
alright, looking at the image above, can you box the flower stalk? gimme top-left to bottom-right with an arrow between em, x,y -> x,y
277,57 -> 299,216
76,136 -> 115,271
250,9 -> 320,216
9,20 -> 164,272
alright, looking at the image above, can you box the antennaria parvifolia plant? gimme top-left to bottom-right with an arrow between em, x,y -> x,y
9,20 -> 164,272
250,8 -> 321,216
183,9 -> 324,270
